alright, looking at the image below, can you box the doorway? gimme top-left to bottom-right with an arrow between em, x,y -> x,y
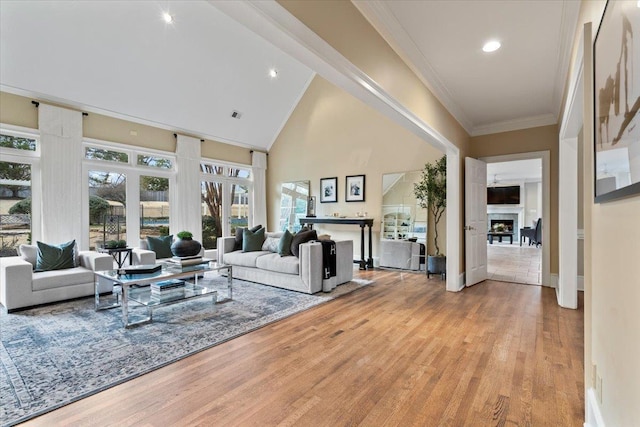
486,159 -> 542,285
481,152 -> 550,287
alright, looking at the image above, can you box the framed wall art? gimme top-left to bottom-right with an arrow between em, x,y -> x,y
320,177 -> 338,203
345,174 -> 365,202
593,0 -> 640,202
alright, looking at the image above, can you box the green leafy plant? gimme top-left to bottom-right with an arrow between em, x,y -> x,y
414,155 -> 447,256
176,230 -> 193,240
9,198 -> 31,214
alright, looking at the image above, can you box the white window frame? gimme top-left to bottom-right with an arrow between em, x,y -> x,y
200,159 -> 253,237
82,138 -> 176,248
0,124 -> 42,243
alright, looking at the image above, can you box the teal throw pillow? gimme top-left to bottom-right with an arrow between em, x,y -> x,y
234,224 -> 262,251
146,235 -> 173,259
278,230 -> 294,256
242,227 -> 265,252
35,240 -> 76,272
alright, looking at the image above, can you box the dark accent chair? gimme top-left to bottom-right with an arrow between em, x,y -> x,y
532,218 -> 542,247
520,227 -> 536,246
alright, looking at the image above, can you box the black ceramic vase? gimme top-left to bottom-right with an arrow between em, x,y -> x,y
427,255 -> 446,279
171,237 -> 202,257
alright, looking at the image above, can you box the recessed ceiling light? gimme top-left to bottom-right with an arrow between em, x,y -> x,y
162,12 -> 174,24
269,68 -> 278,79
482,40 -> 501,53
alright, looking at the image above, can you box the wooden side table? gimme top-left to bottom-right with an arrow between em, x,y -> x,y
98,247 -> 133,268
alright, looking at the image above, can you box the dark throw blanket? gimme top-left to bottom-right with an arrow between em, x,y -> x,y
320,240 -> 337,279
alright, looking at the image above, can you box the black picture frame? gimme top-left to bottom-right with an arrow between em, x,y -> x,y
593,0 -> 640,203
345,175 -> 365,202
320,177 -> 338,203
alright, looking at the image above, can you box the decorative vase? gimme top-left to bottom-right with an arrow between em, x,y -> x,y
427,255 -> 446,279
171,237 -> 202,257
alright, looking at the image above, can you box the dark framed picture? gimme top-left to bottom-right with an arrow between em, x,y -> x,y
593,0 -> 640,202
345,175 -> 365,202
320,177 -> 338,203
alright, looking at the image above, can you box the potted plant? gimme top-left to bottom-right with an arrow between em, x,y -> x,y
414,155 -> 447,278
171,230 -> 202,258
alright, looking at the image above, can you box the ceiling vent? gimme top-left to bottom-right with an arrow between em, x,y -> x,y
231,110 -> 242,119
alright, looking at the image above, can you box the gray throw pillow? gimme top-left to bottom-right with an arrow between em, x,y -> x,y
234,224 -> 262,251
35,240 -> 76,272
146,235 -> 173,259
290,229 -> 317,258
19,244 -> 38,268
278,230 -> 294,257
242,227 -> 265,252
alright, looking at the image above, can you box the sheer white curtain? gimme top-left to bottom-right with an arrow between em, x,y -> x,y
252,151 -> 267,228
39,104 -> 83,245
172,135 -> 202,241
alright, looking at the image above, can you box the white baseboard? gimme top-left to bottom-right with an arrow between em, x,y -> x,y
585,387 -> 605,427
458,273 -> 465,291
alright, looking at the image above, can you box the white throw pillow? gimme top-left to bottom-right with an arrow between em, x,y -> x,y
262,237 -> 279,253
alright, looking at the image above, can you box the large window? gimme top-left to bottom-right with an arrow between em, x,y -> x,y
201,162 -> 252,249
83,140 -> 175,249
88,169 -> 127,249
0,130 -> 39,257
140,174 -> 170,239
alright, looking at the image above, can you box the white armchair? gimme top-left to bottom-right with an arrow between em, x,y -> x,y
379,240 -> 424,270
1,247 -> 113,312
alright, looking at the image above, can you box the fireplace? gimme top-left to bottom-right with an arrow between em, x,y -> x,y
490,219 -> 514,232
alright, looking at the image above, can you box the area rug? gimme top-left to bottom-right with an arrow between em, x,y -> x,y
0,275 -> 372,426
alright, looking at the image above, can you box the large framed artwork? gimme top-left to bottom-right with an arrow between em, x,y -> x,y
345,175 -> 365,202
594,0 -> 640,202
320,177 -> 338,203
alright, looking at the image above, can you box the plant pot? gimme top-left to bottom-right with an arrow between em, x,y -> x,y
427,255 -> 446,279
171,237 -> 202,257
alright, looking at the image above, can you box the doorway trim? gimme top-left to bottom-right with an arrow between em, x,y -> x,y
480,151 -> 551,287
556,30 -> 584,309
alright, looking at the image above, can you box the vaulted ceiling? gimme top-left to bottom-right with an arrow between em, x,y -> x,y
0,1 -> 314,151
1,1 -> 581,150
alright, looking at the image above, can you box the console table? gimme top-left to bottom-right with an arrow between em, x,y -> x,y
300,217 -> 374,270
97,247 -> 132,268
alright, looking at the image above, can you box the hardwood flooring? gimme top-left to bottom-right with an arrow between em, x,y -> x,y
22,270 -> 584,426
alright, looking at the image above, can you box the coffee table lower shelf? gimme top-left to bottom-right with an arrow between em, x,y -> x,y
95,263 -> 233,328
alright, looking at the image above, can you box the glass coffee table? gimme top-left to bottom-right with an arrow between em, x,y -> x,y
94,260 -> 232,328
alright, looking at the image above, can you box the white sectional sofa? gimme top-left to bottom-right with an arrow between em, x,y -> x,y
217,235 -> 353,294
1,246 -> 114,312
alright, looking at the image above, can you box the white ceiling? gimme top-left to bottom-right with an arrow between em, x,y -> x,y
0,1 -> 314,151
354,0 -> 581,136
487,159 -> 542,184
1,1 -> 581,151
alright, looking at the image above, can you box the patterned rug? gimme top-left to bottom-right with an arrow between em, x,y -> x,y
0,274 -> 371,426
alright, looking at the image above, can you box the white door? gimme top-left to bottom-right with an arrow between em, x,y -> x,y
465,157 -> 488,286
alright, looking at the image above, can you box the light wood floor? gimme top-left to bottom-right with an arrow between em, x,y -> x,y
23,270 -> 584,426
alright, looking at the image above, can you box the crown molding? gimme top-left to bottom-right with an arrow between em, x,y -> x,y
471,114 -> 557,137
551,0 -> 581,118
352,0 -> 473,134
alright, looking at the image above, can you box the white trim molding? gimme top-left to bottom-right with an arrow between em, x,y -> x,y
585,388 -> 606,427
352,0 -> 473,134
472,114 -> 557,137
